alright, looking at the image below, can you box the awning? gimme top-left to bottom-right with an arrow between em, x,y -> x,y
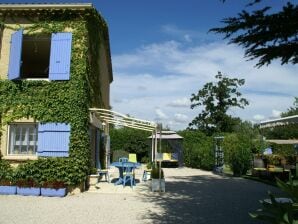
266,139 -> 298,145
259,115 -> 298,128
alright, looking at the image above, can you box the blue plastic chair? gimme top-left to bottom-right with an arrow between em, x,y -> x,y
122,162 -> 135,188
119,157 -> 128,163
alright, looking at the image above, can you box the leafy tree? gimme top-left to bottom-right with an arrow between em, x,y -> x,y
281,97 -> 298,117
210,1 -> 298,67
189,72 -> 249,135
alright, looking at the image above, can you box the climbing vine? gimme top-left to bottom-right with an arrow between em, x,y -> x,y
0,9 -> 111,186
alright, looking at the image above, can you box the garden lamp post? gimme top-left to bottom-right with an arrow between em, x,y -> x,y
214,136 -> 224,173
294,144 -> 298,178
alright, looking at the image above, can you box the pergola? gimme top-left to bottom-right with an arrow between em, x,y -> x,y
89,108 -> 160,164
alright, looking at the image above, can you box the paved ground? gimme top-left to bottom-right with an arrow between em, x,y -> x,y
0,167 -> 280,224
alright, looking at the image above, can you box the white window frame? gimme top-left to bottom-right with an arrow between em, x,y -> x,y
7,123 -> 38,155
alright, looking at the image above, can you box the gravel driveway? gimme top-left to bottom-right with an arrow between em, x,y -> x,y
0,167 -> 279,224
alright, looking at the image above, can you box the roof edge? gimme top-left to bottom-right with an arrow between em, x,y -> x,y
259,115 -> 298,125
0,3 -> 93,10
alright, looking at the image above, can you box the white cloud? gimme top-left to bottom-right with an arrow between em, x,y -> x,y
272,109 -> 282,118
253,114 -> 265,121
110,39 -> 296,130
161,24 -> 216,44
184,34 -> 192,42
174,113 -> 189,123
167,97 -> 190,108
155,108 -> 168,120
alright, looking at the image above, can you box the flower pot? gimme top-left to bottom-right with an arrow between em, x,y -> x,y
41,188 -> 66,197
17,187 -> 40,196
151,178 -> 165,192
88,174 -> 99,191
0,186 -> 17,195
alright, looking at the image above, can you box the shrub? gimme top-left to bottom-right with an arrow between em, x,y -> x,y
14,158 -> 86,187
270,143 -> 296,157
42,180 -> 66,189
16,178 -> 39,188
141,156 -> 149,164
151,167 -> 164,179
223,133 -> 252,176
178,130 -> 214,170
250,177 -> 298,223
0,159 -> 14,185
112,150 -> 129,162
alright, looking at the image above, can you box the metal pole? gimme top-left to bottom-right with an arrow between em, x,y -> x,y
159,124 -> 162,192
151,130 -> 154,162
159,124 -> 162,154
154,128 -> 157,166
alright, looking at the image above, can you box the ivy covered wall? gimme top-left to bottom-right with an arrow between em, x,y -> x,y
0,8 -> 112,186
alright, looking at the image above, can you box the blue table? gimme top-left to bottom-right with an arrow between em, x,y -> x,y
110,162 -> 141,185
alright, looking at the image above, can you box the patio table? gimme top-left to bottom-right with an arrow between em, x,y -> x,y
110,161 -> 141,185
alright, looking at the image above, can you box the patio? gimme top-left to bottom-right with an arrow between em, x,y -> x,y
0,167 -> 280,224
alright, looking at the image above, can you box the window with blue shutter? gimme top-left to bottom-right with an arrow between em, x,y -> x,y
8,29 -> 23,80
49,33 -> 72,80
37,123 -> 70,157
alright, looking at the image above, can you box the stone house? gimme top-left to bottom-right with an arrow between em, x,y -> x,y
0,3 -> 113,173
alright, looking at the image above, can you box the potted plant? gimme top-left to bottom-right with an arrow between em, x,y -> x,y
16,178 -> 40,196
151,167 -> 165,192
142,162 -> 153,182
88,167 -> 99,191
41,180 -> 67,197
0,160 -> 16,195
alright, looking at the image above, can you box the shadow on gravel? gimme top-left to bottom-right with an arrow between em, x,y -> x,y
140,174 -> 280,224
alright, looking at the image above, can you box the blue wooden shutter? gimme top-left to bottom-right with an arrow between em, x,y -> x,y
8,29 -> 23,80
49,33 -> 72,80
37,123 -> 70,157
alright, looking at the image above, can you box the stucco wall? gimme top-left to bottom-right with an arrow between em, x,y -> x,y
0,27 -> 14,79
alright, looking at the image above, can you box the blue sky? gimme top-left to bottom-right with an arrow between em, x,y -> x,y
2,0 -> 298,130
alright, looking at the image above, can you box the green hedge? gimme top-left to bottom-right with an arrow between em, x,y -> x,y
178,130 -> 214,170
112,150 -> 129,162
110,127 -> 150,162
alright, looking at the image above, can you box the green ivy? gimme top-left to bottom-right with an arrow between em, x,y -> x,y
0,9 -> 111,186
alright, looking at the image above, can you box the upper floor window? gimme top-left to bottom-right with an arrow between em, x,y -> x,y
21,34 -> 51,79
9,123 -> 38,155
8,30 -> 72,81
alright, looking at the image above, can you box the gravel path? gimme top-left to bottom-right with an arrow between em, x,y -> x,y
0,167 -> 280,224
